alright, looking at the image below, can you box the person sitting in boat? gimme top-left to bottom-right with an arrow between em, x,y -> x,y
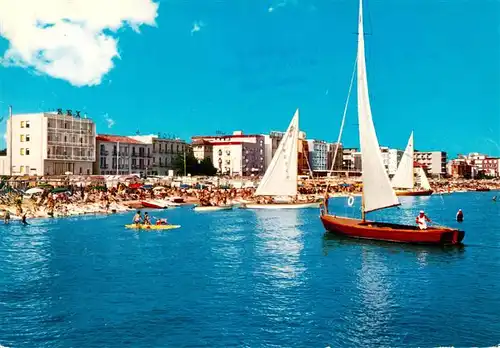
456,209 -> 464,222
143,212 -> 151,225
155,218 -> 168,225
416,210 -> 431,230
133,211 -> 142,225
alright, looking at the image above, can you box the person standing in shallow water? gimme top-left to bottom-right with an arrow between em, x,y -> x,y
456,209 -> 464,222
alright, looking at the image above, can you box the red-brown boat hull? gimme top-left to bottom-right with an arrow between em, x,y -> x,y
320,214 -> 464,245
141,201 -> 167,209
395,189 -> 433,196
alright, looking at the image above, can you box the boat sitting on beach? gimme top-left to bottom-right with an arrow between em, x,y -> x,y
193,204 -> 233,212
319,0 -> 464,246
141,200 -> 169,209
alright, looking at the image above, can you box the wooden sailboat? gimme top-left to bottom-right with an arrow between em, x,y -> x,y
392,132 -> 433,196
320,0 -> 464,245
243,109 -> 319,210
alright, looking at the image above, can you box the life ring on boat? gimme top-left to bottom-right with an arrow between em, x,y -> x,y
347,195 -> 355,207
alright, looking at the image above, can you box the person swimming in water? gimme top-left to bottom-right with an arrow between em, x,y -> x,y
21,212 -> 29,225
456,209 -> 464,222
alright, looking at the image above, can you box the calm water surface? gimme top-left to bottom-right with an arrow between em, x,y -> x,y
1,192 -> 499,347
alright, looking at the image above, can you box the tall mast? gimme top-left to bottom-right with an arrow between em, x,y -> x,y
8,105 -> 12,176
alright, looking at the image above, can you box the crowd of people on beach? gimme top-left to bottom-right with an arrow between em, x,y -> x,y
0,176 -> 498,222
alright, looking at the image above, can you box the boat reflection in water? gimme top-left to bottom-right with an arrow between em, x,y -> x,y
252,209 -> 307,325
322,232 -> 465,256
253,209 -> 306,288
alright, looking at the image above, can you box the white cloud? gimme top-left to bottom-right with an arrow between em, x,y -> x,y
0,0 -> 159,87
268,0 -> 298,13
191,21 -> 204,35
103,113 -> 115,128
268,1 -> 287,12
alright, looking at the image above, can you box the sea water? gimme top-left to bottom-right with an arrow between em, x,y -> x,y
1,192 -> 499,347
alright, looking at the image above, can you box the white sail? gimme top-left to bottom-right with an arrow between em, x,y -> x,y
391,132 -> 414,189
357,0 -> 400,213
417,167 -> 432,190
255,109 -> 299,197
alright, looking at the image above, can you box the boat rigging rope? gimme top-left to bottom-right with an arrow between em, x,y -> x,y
325,55 -> 358,192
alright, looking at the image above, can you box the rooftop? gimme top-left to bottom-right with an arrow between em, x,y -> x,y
96,134 -> 144,144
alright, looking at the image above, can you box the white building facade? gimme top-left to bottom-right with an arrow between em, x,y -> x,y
95,135 -> 150,175
191,131 -> 266,176
4,110 -> 96,176
130,135 -> 188,176
414,151 -> 447,176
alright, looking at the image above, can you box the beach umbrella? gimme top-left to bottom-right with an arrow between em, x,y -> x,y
25,187 -> 44,195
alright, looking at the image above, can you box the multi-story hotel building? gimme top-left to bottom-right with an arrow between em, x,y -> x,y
414,151 -> 447,176
191,131 -> 266,176
2,109 -> 96,176
129,135 -> 188,176
95,135 -> 150,175
483,157 -> 499,177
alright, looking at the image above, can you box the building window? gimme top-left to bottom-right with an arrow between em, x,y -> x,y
26,121 -> 30,128
26,148 -> 30,155
20,134 -> 25,142
20,148 -> 25,155
20,121 -> 25,128
26,134 -> 30,142
20,165 -> 24,173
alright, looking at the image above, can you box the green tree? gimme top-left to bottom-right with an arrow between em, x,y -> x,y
172,154 -> 217,176
171,153 -> 198,175
197,158 -> 217,176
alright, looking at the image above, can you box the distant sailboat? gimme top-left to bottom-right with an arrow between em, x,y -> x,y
319,0 -> 464,245
392,132 -> 433,196
243,109 -> 319,210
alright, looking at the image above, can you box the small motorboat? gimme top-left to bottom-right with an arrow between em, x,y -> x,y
170,196 -> 185,204
141,200 -> 169,209
193,204 -> 233,212
125,224 -> 181,230
241,202 -> 319,210
395,189 -> 433,197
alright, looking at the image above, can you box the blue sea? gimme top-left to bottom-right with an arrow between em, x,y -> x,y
1,192 -> 499,347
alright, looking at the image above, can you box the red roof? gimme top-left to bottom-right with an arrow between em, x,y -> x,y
97,134 -> 144,144
191,134 -> 263,139
192,139 -> 213,146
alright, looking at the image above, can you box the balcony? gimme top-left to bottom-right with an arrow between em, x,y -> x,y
100,164 -> 109,169
100,150 -> 109,156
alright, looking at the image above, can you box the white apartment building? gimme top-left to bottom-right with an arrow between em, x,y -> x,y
192,139 -> 213,163
414,151 -> 447,176
95,135 -> 151,175
129,135 -> 188,176
3,110 -> 96,176
192,131 -> 266,176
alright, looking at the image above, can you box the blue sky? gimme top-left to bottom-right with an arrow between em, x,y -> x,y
0,0 -> 498,157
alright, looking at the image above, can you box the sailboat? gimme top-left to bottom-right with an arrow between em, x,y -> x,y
392,132 -> 433,196
319,0 -> 464,245
243,109 -> 319,210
